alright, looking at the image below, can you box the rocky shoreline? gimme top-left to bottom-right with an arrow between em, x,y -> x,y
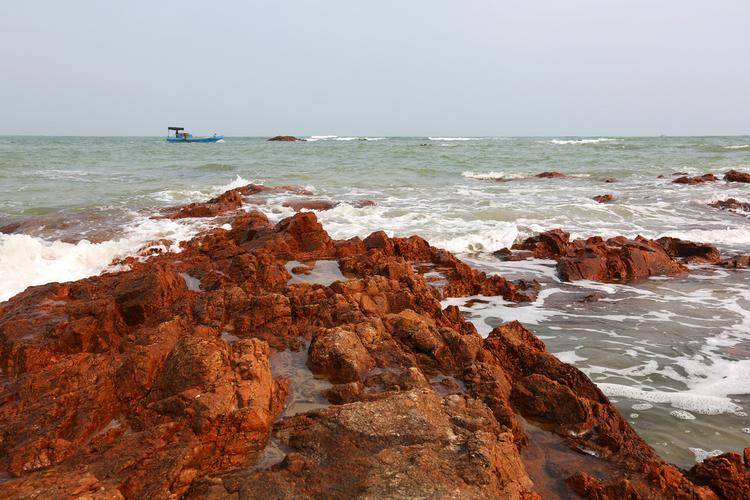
0,185 -> 748,498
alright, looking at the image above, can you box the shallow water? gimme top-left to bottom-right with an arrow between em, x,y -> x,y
1,135 -> 749,466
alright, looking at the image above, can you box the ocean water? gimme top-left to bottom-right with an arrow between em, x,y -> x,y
1,135 -> 749,466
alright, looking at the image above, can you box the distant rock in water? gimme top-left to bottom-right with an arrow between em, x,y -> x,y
709,198 -> 750,213
510,229 -> 734,282
672,173 -> 718,185
268,135 -> 301,142
724,169 -> 750,183
536,171 -> 565,178
593,194 -> 615,203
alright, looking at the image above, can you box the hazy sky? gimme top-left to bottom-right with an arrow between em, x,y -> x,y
1,1 -> 748,136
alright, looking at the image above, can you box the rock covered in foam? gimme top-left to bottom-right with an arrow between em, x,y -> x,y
709,198 -> 750,212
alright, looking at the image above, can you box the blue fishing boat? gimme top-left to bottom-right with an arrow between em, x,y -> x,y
166,126 -> 224,143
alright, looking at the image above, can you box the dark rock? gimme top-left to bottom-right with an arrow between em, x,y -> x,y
536,171 -> 565,178
268,135 -> 300,142
709,198 -> 750,212
672,173 -> 718,185
724,169 -> 750,183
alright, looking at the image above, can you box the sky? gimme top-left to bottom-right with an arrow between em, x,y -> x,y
1,1 -> 748,136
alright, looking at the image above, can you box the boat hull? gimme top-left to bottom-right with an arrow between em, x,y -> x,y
166,135 -> 224,143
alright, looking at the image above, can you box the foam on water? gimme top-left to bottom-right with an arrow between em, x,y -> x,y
428,137 -> 482,141
689,448 -> 724,462
659,227 -> 750,246
461,171 -> 527,181
545,138 -> 616,145
0,215 -> 214,303
597,384 -> 743,416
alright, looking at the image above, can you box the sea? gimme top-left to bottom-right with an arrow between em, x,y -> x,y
1,135 -> 749,467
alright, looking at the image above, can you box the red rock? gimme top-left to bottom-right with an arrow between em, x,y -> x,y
687,451 -> 750,498
307,326 -> 374,383
656,236 -> 721,264
268,135 -> 300,142
1,184 -> 745,498
721,255 -> 750,269
0,221 -> 21,234
512,229 -> 570,259
709,198 -> 750,212
185,390 -> 536,499
167,188 -> 245,219
724,169 -> 750,183
593,194 -> 616,203
558,236 -> 688,282
672,173 -> 718,184
536,171 -> 565,178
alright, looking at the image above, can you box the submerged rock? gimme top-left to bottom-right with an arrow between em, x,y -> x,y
593,194 -> 616,203
282,199 -> 338,211
709,198 -> 750,212
536,171 -> 565,178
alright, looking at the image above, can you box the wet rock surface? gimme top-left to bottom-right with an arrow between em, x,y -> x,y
0,185 -> 746,498
593,194 -> 615,203
672,173 -> 718,184
709,198 -> 750,213
724,169 -> 750,183
510,229 -> 739,283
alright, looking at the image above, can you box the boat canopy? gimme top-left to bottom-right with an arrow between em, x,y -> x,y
168,126 -> 184,131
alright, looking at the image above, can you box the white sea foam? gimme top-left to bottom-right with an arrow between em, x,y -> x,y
555,350 -> 588,363
689,448 -> 723,462
597,383 -> 744,416
332,137 -> 386,141
428,137 -> 482,141
546,138 -> 616,145
215,175 -> 252,193
461,171 -> 526,181
431,224 -> 518,253
0,216 -> 213,303
670,410 -> 696,420
659,227 -> 750,246
305,135 -> 338,142
724,144 -> 749,150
